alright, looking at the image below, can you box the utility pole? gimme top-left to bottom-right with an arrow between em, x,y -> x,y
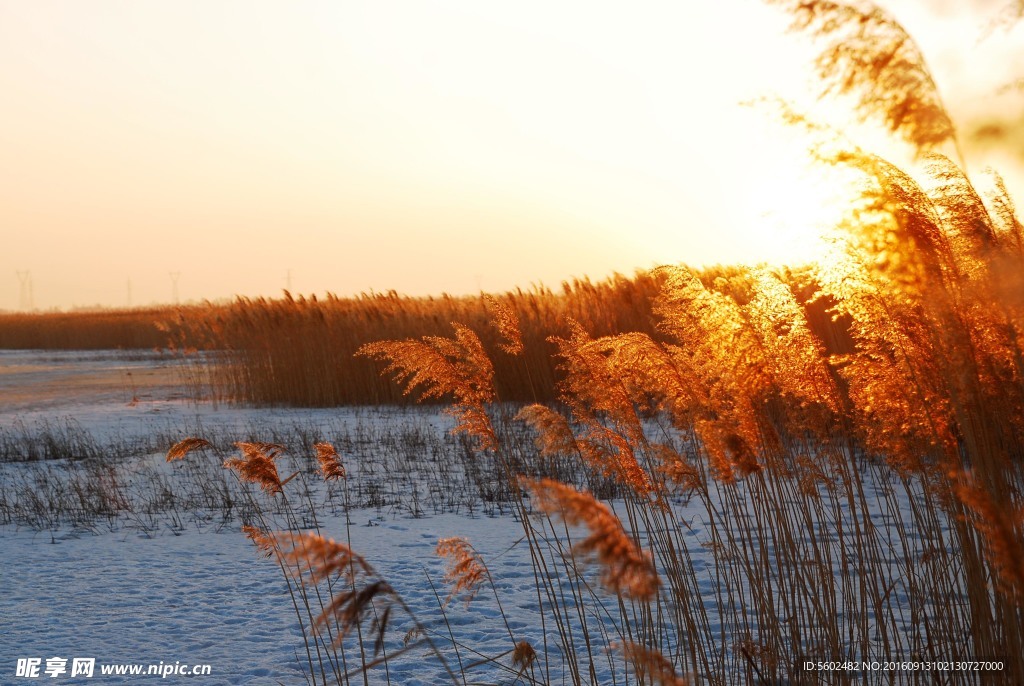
169,272 -> 180,305
16,271 -> 34,311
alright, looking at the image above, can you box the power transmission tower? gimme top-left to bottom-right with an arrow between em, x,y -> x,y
169,272 -> 180,305
16,271 -> 34,311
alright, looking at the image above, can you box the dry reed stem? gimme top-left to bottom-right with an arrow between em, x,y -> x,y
484,294 -> 524,356
436,536 -> 487,605
614,642 -> 688,686
224,442 -> 284,495
313,442 -> 346,481
165,437 -> 212,462
521,477 -> 659,601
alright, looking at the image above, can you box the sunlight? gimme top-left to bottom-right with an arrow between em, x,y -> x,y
627,109 -> 864,271
726,151 -> 856,268
1,0 -> 1018,309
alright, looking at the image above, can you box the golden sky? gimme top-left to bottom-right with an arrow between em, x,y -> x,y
1,0 -> 1021,310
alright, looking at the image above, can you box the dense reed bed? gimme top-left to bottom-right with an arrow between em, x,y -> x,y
0,273 -> 668,405
161,139 -> 1024,681
163,272 -> 667,406
340,195 -> 1024,682
176,183 -> 1024,681
0,306 -> 190,350
162,3 -> 1024,683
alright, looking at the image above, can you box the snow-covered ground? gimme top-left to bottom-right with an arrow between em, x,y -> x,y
2,510 -> 542,685
0,350 -> 969,685
0,350 -> 577,684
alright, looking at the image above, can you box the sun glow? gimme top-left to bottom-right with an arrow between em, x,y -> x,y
623,107 -> 865,271
724,147 -> 859,269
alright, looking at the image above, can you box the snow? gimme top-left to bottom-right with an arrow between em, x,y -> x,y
0,350 -> 962,684
0,350 -> 561,684
1,513 -> 540,685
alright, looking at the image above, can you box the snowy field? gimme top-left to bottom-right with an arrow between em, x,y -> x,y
1,350 -> 624,685
1,350 -> 965,685
0,350 -> 545,684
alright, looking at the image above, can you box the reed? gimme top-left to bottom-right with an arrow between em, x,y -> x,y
173,273 -> 667,407
166,207 -> 1023,681
0,306 -> 200,350
300,9 -> 1024,674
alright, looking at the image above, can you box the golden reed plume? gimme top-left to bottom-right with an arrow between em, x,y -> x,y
512,640 -> 537,673
436,536 -> 487,605
241,525 -> 277,558
614,642 -> 688,686
519,400 -> 656,496
224,442 -> 284,495
484,294 -> 524,356
235,441 -> 286,460
313,442 -> 346,481
771,0 -> 956,152
358,323 -> 499,451
275,531 -> 374,584
275,532 -> 392,649
521,477 -> 659,600
575,421 -> 655,497
165,437 -> 212,461
515,404 -> 578,458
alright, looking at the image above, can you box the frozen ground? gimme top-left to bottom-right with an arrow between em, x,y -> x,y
0,349 -> 187,414
0,350 -> 964,685
0,350 -> 586,684
3,511 -> 541,685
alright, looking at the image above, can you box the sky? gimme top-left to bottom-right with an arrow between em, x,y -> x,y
1,0 -> 1022,311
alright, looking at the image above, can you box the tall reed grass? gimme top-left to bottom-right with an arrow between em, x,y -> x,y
165,273 -> 667,406
166,167 -> 1024,679
0,306 -> 190,350
0,273 -> 671,406
165,2 -> 1024,680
